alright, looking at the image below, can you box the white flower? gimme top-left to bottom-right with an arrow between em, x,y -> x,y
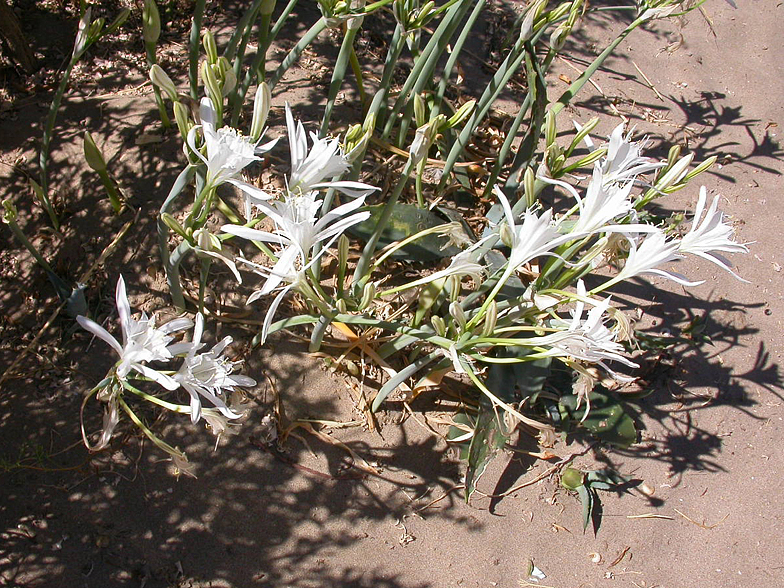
602,123 -> 663,184
223,190 -> 370,284
173,313 -> 255,424
542,164 -> 657,236
616,231 -> 703,287
495,186 -> 573,271
285,103 -> 377,198
76,276 -> 193,389
186,97 -> 277,189
551,282 -> 637,371
223,192 -> 370,342
678,187 -> 750,282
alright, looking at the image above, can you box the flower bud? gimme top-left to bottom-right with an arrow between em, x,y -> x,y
656,153 -> 694,191
523,166 -> 536,207
430,315 -> 446,337
560,467 -> 585,490
544,110 -> 557,147
447,274 -> 460,301
414,93 -> 426,128
88,18 -> 105,42
683,155 -> 717,182
83,131 -> 107,172
161,213 -> 189,239
481,300 -> 497,338
142,0 -> 161,45
519,0 -> 546,43
359,282 -> 376,310
2,199 -> 17,224
335,298 -> 348,314
499,221 -> 514,249
221,67 -> 237,96
449,301 -> 467,332
173,101 -> 192,140
150,64 -> 178,101
201,60 -> 222,112
337,233 -> 350,275
74,8 -> 91,55
202,30 -> 218,64
446,99 -> 476,129
251,82 -> 272,141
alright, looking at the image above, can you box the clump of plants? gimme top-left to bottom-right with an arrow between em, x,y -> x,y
3,0 -> 748,494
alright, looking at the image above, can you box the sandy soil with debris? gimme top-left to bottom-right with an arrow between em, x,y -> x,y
1,2 -> 783,587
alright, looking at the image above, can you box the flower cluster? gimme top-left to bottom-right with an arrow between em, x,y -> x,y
77,276 -> 255,470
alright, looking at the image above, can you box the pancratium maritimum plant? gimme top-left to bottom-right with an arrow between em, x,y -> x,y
47,0 -> 747,488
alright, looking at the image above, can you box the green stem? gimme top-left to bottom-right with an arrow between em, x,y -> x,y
269,17 -> 329,90
189,0 -> 206,99
97,169 -> 123,214
321,24 -> 360,136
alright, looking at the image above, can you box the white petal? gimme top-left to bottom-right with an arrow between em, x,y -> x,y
77,315 -> 123,356
115,275 -> 131,345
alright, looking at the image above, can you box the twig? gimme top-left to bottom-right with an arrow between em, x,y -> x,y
674,508 -> 729,530
631,60 -> 665,101
415,484 -> 464,513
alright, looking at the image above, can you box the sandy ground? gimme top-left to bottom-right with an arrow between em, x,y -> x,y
1,1 -> 783,587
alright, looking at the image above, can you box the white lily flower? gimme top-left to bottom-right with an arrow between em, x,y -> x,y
223,192 -> 370,342
76,276 -> 193,389
186,97 -> 277,189
615,231 -> 703,287
495,186 -> 574,272
678,187 -> 750,282
285,103 -> 377,198
223,190 -> 371,273
542,164 -> 657,236
602,123 -> 663,184
173,313 -> 255,424
552,281 -> 637,370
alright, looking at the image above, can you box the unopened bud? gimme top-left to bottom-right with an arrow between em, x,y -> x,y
544,110 -> 557,147
481,300 -> 497,338
251,82 -> 272,142
161,213 -> 189,239
107,8 -> 130,34
202,30 -> 218,64
83,131 -> 107,172
201,60 -> 222,111
142,0 -> 161,44
523,166 -> 536,207
683,155 -> 717,182
449,301 -> 467,332
150,64 -> 178,100
499,222 -> 514,249
414,93 -> 426,128
519,0 -> 546,43
335,298 -> 348,314
74,8 -> 91,55
430,315 -> 446,337
446,99 -> 476,129
656,153 -> 694,191
173,101 -> 192,139
337,233 -> 350,273
359,282 -> 376,310
2,199 -> 17,223
88,18 -> 105,42
221,67 -> 237,96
